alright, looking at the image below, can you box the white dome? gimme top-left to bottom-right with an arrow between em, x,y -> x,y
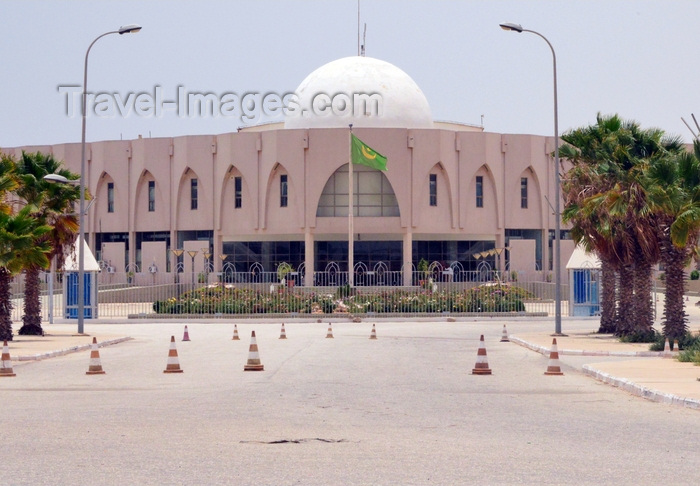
284,56 -> 433,129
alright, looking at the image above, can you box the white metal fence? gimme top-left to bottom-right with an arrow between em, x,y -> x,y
9,265 -> 569,321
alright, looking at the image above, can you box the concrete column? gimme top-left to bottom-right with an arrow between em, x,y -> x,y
403,232 -> 413,286
304,230 -> 314,286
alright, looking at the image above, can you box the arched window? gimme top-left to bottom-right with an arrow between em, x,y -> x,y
317,164 -> 399,217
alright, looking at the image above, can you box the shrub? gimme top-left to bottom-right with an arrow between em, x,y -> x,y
152,282 -> 535,315
691,270 -> 700,281
646,331 -> 700,352
335,283 -> 355,299
620,329 -> 661,345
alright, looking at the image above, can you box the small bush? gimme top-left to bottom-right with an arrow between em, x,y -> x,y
647,332 -> 700,352
335,283 -> 356,299
691,270 -> 700,280
620,329 -> 661,345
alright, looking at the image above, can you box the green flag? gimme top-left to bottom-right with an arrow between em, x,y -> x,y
351,134 -> 387,171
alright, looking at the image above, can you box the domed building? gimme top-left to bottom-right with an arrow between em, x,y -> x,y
4,56 -> 573,286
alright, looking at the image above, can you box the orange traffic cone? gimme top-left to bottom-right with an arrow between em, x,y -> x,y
279,323 -> 287,340
163,336 -> 183,373
500,324 -> 510,342
326,323 -> 334,339
86,337 -> 106,375
232,324 -> 240,341
0,340 -> 16,377
244,330 -> 264,371
182,325 -> 191,342
544,338 -> 564,376
471,335 -> 492,375
369,323 -> 377,340
663,338 -> 672,358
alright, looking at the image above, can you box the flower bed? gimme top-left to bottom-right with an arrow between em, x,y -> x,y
152,282 -> 532,315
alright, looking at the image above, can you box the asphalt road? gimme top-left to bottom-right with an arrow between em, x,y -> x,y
2,320 -> 699,485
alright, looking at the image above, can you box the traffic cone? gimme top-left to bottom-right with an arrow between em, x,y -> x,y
279,323 -> 287,339
85,337 -> 106,375
471,335 -> 492,375
500,324 -> 510,342
232,324 -> 240,340
369,323 -> 377,340
663,338 -> 672,358
243,330 -> 264,371
163,336 -> 183,373
182,325 -> 191,342
326,323 -> 334,339
544,338 -> 564,376
0,340 -> 16,377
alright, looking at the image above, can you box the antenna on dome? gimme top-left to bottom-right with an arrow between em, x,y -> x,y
361,24 -> 367,56
357,0 -> 361,56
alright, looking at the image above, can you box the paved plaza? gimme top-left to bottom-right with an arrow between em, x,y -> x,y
2,318 -> 700,485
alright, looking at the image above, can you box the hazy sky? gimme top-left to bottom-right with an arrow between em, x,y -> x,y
2,0 -> 699,148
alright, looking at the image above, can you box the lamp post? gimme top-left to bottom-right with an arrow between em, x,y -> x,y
187,250 -> 199,287
74,24 -> 142,334
500,22 -> 563,335
170,248 -> 184,283
202,249 -> 212,282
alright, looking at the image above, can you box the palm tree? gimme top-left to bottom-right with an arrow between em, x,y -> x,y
560,114 -> 631,334
560,114 -> 684,336
14,152 -> 79,336
560,157 -> 619,333
645,141 -> 700,340
594,123 -> 684,336
0,203 -> 52,341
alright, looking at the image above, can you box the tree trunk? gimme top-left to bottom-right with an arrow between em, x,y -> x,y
632,263 -> 654,335
18,266 -> 43,336
0,268 -> 14,341
598,259 -> 617,333
616,264 -> 635,336
661,237 -> 689,340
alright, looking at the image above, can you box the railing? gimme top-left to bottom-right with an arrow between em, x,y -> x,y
8,268 -> 570,321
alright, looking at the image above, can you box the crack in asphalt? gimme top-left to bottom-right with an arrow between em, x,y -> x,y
240,438 -> 349,445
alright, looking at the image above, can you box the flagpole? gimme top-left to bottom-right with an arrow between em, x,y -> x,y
348,124 -> 354,287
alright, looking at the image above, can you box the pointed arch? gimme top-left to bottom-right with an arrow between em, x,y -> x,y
314,163 -> 399,218
262,162 -> 302,229
474,162 -> 500,215
93,170 -> 114,216
515,165 -> 543,227
133,169 -> 159,228
175,166 -> 201,226
420,161 -> 456,228
219,164 -> 254,231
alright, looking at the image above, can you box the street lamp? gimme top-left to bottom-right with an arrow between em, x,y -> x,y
202,249 -> 212,283
74,24 -> 141,334
500,22 -> 563,335
187,250 -> 199,287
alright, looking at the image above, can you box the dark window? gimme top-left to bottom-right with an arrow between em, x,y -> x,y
234,177 -> 242,208
476,176 -> 483,208
521,177 -> 528,209
148,181 -> 155,212
429,174 -> 437,206
107,182 -> 114,213
191,178 -> 198,210
280,174 -> 288,207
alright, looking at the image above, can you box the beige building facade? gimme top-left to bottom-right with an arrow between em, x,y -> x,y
3,56 -> 574,285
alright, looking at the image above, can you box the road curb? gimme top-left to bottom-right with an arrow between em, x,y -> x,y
510,336 -> 672,358
581,364 -> 700,410
511,335 -> 698,410
14,336 -> 133,361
